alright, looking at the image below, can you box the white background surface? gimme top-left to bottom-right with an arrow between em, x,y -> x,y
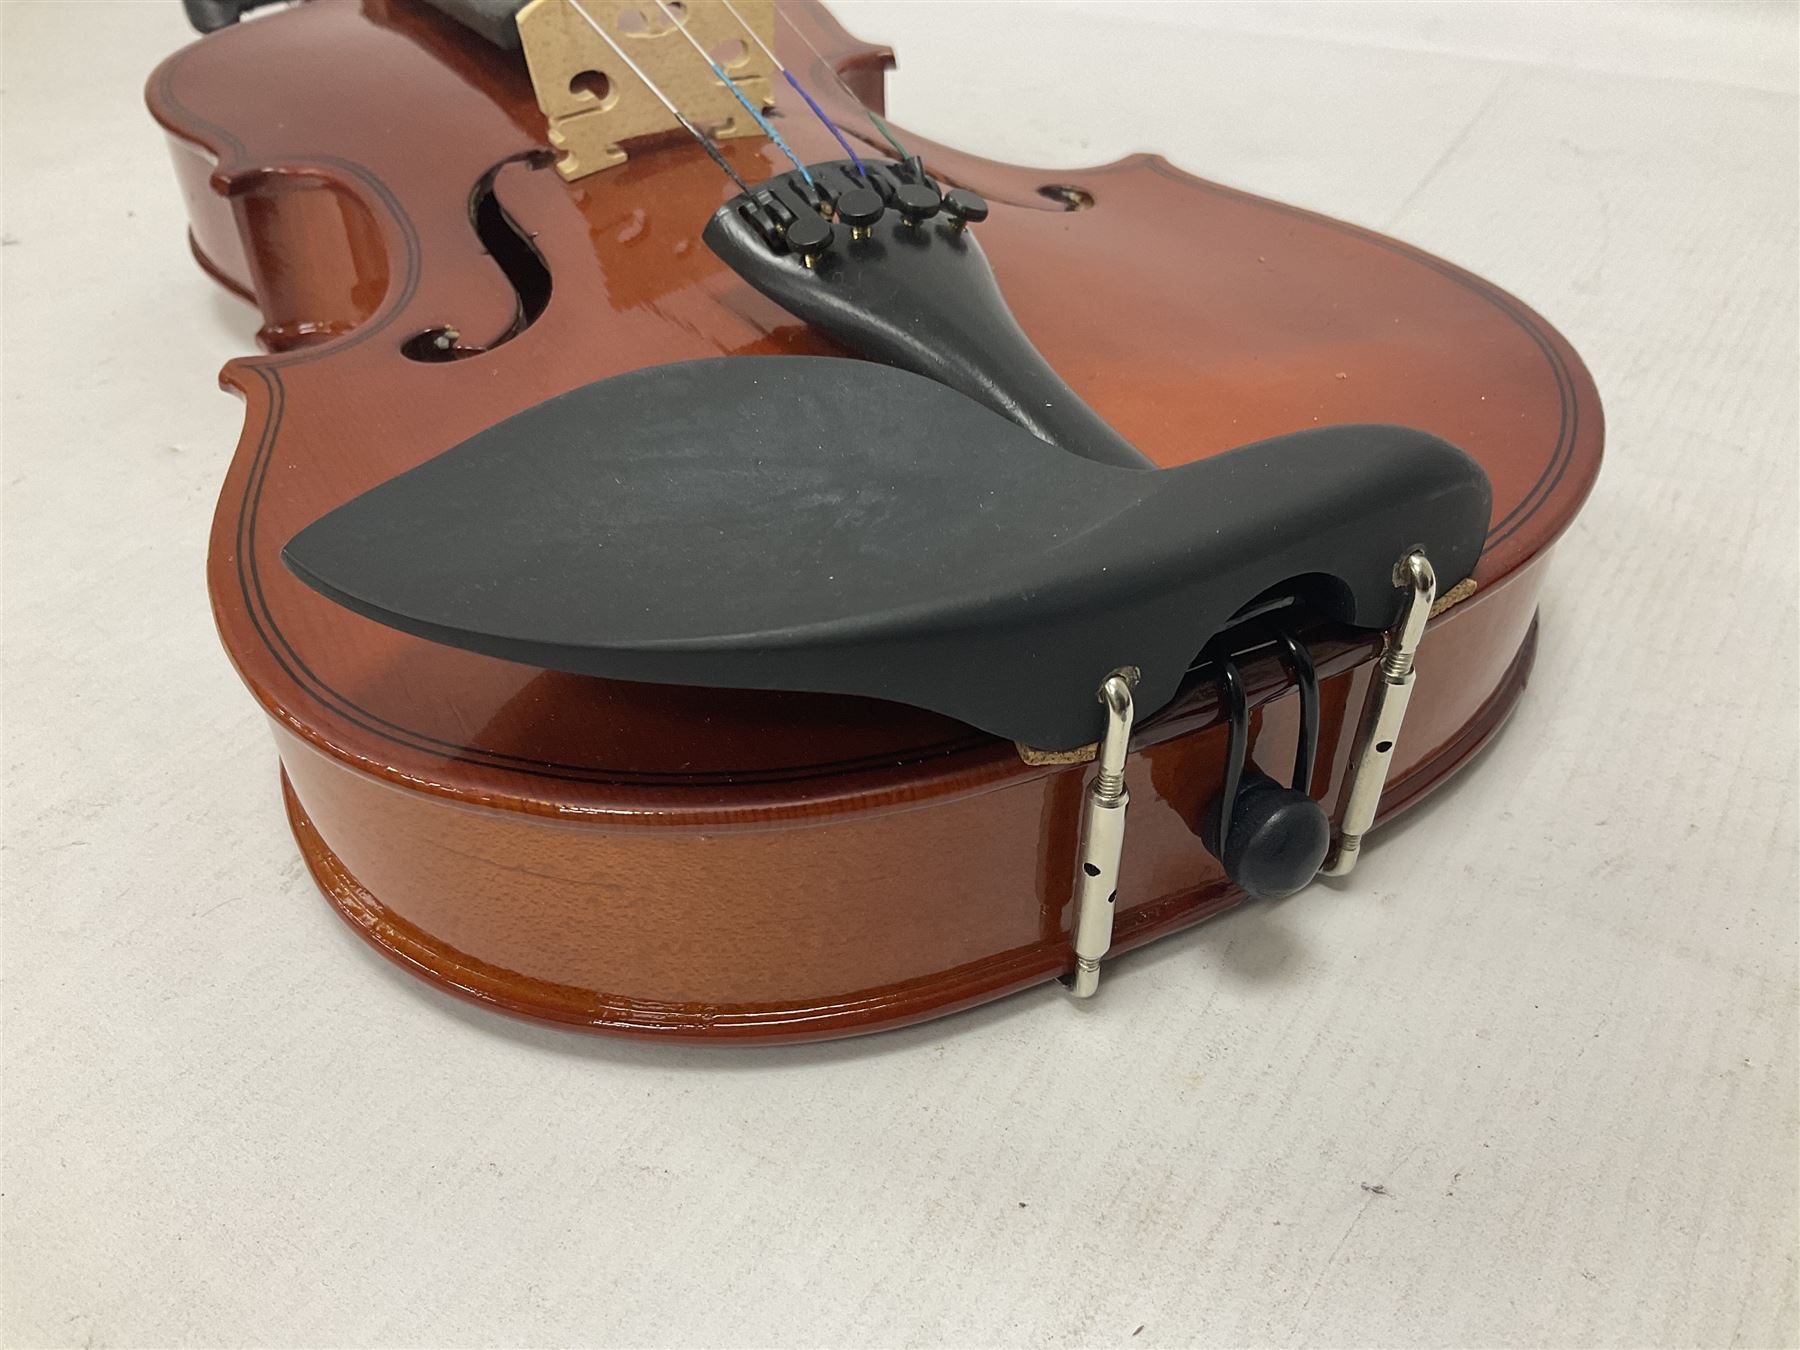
3,2 -> 1797,1346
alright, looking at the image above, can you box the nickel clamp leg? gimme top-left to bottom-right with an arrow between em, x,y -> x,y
1063,670 -> 1137,998
1323,550 -> 1437,876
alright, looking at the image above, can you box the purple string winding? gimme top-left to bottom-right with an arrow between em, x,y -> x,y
784,69 -> 868,180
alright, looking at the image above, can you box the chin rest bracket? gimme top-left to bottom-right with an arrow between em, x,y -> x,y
1066,548 -> 1438,999
1320,550 -> 1437,877
1063,669 -> 1137,999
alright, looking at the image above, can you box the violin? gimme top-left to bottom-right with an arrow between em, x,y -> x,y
147,0 -> 1602,1041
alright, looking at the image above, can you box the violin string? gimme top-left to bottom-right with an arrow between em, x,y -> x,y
564,0 -> 752,194
719,0 -> 868,180
866,111 -> 909,162
775,7 -> 911,162
651,0 -> 814,187
866,112 -> 909,162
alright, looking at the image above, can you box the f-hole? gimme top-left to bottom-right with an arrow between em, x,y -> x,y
402,156 -> 554,363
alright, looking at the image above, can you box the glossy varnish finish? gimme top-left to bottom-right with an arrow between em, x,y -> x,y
148,0 -> 1602,1039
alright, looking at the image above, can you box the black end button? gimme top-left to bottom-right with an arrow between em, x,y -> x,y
835,186 -> 885,240
1220,770 -> 1331,901
784,212 -> 833,268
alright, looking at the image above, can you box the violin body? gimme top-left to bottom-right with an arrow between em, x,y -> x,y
149,0 -> 1601,1040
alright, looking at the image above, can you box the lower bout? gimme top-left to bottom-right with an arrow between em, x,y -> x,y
277,579 -> 1543,1043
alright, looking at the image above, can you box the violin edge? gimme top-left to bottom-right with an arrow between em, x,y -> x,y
267,565 -> 1547,1041
281,615 -> 1540,1042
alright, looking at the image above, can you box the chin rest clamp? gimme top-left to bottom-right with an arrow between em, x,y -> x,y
1064,548 -> 1441,999
1063,669 -> 1139,999
1321,550 -> 1438,876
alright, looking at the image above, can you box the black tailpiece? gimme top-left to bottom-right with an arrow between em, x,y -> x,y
703,158 -> 1152,469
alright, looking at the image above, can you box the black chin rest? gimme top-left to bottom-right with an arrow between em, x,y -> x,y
283,356 -> 1490,750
